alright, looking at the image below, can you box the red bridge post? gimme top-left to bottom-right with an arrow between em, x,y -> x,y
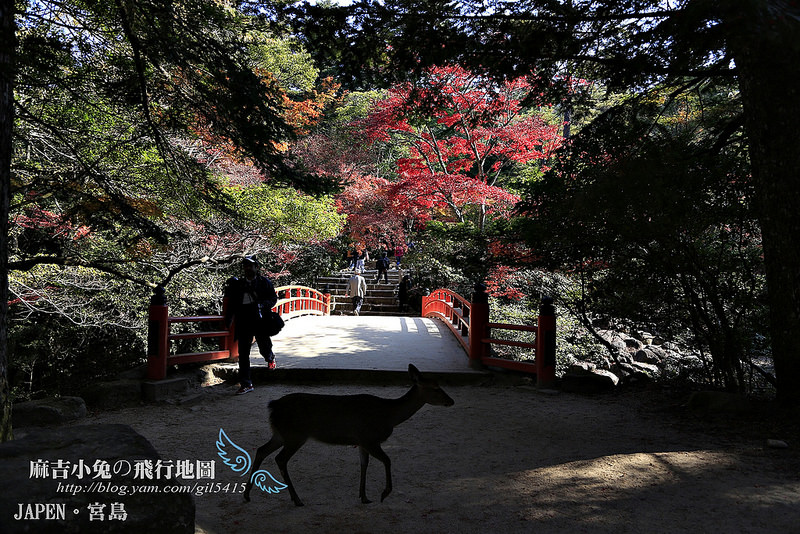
221,295 -> 238,361
536,296 -> 557,388
146,286 -> 169,380
468,283 -> 489,370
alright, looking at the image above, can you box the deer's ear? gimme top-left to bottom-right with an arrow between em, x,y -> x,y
408,364 -> 421,381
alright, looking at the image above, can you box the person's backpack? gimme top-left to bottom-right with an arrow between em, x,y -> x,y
377,257 -> 389,269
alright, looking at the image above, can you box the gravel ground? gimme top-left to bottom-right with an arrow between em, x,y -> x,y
76,376 -> 800,534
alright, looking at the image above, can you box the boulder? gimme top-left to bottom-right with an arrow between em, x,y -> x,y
628,360 -> 661,377
0,424 -> 194,534
568,361 -> 597,373
648,345 -> 668,360
633,346 -> 666,365
12,397 -> 87,428
635,331 -> 655,345
610,339 -> 628,352
615,361 -> 658,382
561,362 -> 620,393
624,337 -> 643,350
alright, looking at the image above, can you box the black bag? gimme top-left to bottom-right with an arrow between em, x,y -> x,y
262,310 -> 284,337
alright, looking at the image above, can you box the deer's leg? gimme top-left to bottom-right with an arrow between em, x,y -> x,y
358,446 -> 372,504
275,440 -> 306,507
364,443 -> 392,502
243,435 -> 283,502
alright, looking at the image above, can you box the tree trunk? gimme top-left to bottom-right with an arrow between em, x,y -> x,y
730,5 -> 800,404
0,0 -> 16,441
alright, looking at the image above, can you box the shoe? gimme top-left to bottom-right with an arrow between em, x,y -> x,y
268,361 -> 276,370
236,385 -> 254,395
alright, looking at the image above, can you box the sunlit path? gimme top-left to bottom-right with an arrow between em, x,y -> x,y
216,315 -> 484,376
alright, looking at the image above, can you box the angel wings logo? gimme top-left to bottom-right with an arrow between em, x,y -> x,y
216,428 -> 287,494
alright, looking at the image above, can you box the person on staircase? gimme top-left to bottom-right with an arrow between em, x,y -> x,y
355,246 -> 369,273
398,274 -> 412,312
394,243 -> 406,269
346,244 -> 357,270
345,270 -> 367,316
375,252 -> 390,284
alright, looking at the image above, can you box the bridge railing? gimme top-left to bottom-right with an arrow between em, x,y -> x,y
146,284 -> 330,380
422,285 -> 556,387
274,285 -> 331,320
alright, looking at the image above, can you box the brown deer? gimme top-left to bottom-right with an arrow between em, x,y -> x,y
244,364 -> 455,506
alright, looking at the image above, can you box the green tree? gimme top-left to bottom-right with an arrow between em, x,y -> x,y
521,81 -> 766,393
0,0 -> 337,440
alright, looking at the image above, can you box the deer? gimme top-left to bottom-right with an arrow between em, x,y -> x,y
243,364 -> 455,506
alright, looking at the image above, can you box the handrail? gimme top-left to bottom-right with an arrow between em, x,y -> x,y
422,287 -> 556,386
421,288 -> 471,354
146,285 -> 331,380
274,285 -> 331,319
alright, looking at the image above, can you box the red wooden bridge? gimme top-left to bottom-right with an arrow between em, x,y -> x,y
146,284 -> 556,386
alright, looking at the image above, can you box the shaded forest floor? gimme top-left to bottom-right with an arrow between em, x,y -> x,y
78,378 -> 800,534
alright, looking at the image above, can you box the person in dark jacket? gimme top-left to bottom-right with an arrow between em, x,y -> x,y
398,274 -> 412,312
225,256 -> 278,395
375,252 -> 390,284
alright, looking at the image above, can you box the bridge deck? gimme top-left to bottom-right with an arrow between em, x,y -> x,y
213,315 -> 487,383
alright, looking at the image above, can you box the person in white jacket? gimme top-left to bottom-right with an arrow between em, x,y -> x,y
345,270 -> 367,316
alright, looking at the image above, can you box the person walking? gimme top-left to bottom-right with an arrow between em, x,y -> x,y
345,270 -> 367,316
225,256 -> 278,395
375,252 -> 390,284
398,274 -> 412,312
355,246 -> 369,273
394,243 -> 405,269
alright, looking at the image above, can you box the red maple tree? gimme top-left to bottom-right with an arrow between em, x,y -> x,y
357,65 -> 564,232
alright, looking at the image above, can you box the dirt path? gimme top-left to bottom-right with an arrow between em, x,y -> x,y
79,380 -> 800,534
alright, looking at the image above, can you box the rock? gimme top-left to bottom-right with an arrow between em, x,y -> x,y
628,361 -> 661,377
12,397 -> 87,427
0,424 -> 195,534
636,331 -> 655,345
561,367 -> 620,393
614,359 -> 661,383
610,339 -> 628,352
617,353 -> 633,364
674,354 -> 704,368
633,347 -> 664,365
80,379 -> 143,410
766,439 -> 789,449
624,338 -> 643,350
568,361 -> 597,373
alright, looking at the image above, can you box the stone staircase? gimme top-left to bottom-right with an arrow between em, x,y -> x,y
316,268 -> 411,317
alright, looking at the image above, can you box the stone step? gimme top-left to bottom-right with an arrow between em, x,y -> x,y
303,270 -> 415,317
318,275 -> 406,287
320,280 -> 398,294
